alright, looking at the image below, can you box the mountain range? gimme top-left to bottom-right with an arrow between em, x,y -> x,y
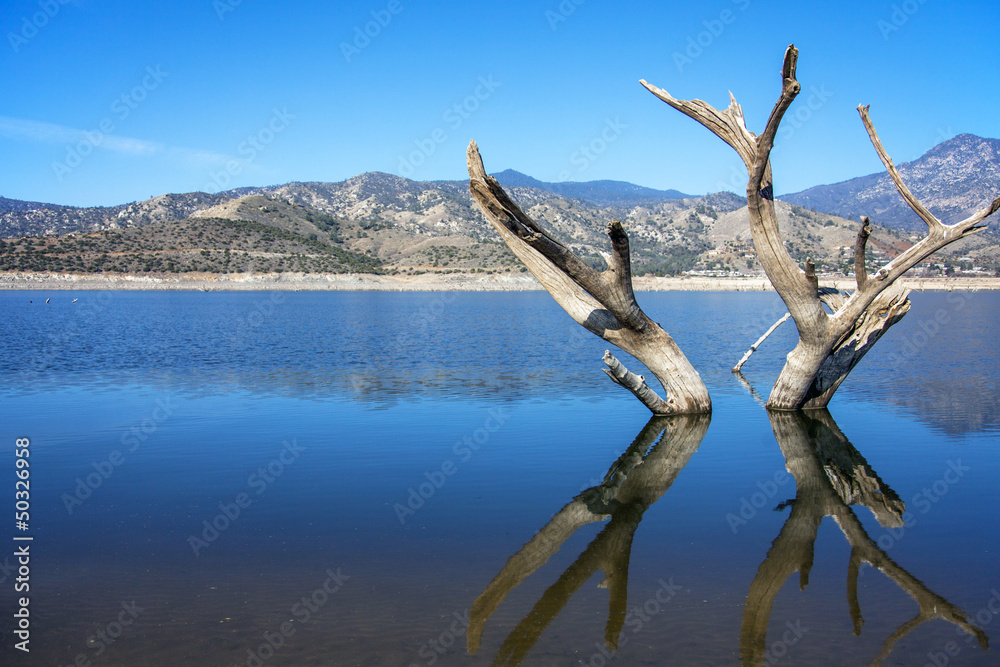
1,133 -> 997,277
783,133 -> 1000,230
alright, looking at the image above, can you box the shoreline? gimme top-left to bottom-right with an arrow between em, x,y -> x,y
1,271 -> 999,292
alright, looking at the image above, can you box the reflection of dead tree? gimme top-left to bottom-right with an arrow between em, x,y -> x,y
467,143 -> 711,415
742,410 -> 988,666
643,46 -> 1000,410
468,414 -> 710,666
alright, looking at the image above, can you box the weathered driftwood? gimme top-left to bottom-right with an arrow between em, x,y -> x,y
467,142 -> 711,414
642,45 -> 1000,410
732,312 -> 790,372
468,415 -> 710,664
741,410 -> 987,666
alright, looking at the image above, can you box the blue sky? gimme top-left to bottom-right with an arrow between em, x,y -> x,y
2,0 -> 998,206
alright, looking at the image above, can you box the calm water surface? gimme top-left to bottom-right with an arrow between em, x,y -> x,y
1,290 -> 998,666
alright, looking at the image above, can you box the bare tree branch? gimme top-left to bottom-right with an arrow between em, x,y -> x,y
854,217 -> 871,291
859,105 -> 943,232
467,142 -> 612,310
637,83 -> 756,167
602,351 -> 672,414
467,140 -> 711,414
835,107 -> 1000,325
644,45 -> 999,410
732,313 -> 790,373
752,45 -> 801,187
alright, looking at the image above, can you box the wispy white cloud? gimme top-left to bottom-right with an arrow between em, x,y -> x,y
0,117 -> 74,144
0,116 -> 246,169
0,116 -> 161,155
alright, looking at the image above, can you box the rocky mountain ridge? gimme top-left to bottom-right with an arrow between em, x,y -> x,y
784,133 -> 1000,230
1,134 -> 997,277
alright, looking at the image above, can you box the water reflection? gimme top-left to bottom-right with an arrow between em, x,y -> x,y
743,410 -> 989,666
6,292 -> 999,433
469,408 -> 990,666
467,414 -> 711,666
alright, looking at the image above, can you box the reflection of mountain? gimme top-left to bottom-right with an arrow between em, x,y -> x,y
6,291 -> 999,437
2,292 -> 631,407
886,375 -> 1000,435
742,410 -> 988,666
844,292 -> 1000,436
850,360 -> 1000,436
468,415 -> 710,666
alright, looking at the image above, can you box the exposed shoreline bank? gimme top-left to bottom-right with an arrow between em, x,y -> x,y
2,271 -> 998,292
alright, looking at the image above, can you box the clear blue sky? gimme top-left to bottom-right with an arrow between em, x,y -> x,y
2,0 -> 998,206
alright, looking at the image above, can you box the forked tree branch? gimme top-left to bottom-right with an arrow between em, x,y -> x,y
753,45 -> 801,187
835,108 -> 1000,325
860,105 -> 945,232
467,141 -> 711,414
637,84 -> 756,167
467,143 -> 613,311
645,45 -> 819,319
644,45 -> 999,409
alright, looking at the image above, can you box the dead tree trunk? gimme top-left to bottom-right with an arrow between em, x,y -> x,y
467,142 -> 711,414
642,45 -> 1000,410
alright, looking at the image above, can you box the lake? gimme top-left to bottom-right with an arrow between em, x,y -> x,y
2,290 -> 998,666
